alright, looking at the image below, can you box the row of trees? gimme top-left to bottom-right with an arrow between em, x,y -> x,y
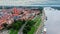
5,20 -> 25,34
23,20 -> 36,34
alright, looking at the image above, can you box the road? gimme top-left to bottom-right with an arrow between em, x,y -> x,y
0,29 -> 9,34
35,10 -> 46,34
18,21 -> 28,34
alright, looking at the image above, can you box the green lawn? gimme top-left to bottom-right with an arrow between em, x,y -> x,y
9,15 -> 42,34
9,20 -> 24,34
27,26 -> 35,34
9,29 -> 19,34
27,15 -> 42,34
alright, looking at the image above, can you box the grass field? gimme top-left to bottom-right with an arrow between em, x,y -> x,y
27,15 -> 42,34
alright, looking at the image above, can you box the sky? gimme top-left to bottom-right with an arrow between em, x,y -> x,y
44,7 -> 60,34
0,0 -> 60,6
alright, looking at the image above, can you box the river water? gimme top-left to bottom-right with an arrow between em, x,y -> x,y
44,7 -> 60,34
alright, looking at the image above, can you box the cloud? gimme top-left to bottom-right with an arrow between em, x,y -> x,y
0,0 -> 60,6
0,0 -> 49,6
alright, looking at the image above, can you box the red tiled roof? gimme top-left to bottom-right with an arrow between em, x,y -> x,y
0,19 -> 6,25
12,14 -> 19,16
0,25 -> 4,30
0,8 -> 40,30
13,8 -> 20,14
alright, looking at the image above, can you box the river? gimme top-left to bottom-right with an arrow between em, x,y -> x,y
44,7 -> 60,34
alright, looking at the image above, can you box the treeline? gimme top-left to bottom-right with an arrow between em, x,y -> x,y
23,20 -> 36,34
